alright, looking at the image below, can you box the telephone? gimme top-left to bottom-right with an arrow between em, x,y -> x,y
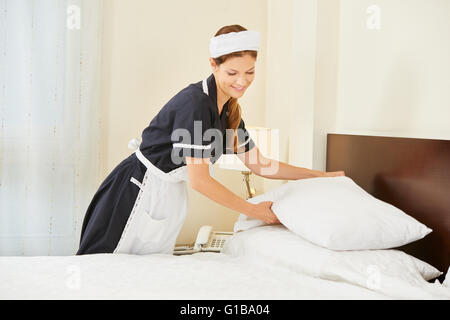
173,225 -> 233,255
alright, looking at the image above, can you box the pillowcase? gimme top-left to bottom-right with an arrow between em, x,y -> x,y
234,180 -> 292,232
223,225 -> 450,299
236,176 -> 432,250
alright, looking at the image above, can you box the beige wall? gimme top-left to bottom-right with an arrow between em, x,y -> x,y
100,0 -> 450,245
313,0 -> 340,171
263,0 -> 320,192
263,0 -> 294,193
100,0 -> 268,245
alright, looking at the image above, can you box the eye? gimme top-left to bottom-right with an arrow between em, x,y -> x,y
227,72 -> 236,76
247,71 -> 255,74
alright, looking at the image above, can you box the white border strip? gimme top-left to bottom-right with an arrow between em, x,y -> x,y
202,79 -> 209,96
130,177 -> 142,189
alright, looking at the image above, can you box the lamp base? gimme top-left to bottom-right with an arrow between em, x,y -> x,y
241,171 -> 256,199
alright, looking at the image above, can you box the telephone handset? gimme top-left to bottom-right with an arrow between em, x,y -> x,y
173,225 -> 233,255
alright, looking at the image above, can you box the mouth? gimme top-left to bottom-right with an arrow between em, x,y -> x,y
231,85 -> 245,93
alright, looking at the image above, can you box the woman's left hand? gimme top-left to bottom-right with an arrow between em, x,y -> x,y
323,170 -> 345,177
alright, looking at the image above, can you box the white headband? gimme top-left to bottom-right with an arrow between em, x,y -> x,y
209,30 -> 261,58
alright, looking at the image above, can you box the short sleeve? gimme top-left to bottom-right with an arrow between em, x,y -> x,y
234,118 -> 256,154
171,103 -> 219,159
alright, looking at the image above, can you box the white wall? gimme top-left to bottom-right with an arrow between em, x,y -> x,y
336,0 -> 450,139
314,0 -> 450,170
272,0 -> 450,171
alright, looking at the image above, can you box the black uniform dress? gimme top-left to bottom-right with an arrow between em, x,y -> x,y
76,73 -> 255,255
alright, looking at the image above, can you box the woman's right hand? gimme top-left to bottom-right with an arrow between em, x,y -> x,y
253,201 -> 280,225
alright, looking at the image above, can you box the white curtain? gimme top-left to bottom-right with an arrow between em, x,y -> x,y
0,0 -> 103,255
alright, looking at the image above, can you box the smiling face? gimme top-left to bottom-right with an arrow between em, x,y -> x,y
210,54 -> 256,100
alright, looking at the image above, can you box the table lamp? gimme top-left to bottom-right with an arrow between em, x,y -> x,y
214,126 -> 276,199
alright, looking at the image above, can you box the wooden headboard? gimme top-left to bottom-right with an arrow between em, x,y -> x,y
326,133 -> 450,281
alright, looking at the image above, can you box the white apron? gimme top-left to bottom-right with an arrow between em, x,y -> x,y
113,78 -> 214,255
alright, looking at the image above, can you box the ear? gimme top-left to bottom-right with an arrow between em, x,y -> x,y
209,58 -> 218,71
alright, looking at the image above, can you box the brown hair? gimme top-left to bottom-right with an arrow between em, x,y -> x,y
212,25 -> 258,153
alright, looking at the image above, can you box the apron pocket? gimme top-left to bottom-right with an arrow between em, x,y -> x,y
139,213 -> 167,244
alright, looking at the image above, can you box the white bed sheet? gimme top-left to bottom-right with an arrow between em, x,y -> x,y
2,226 -> 449,300
0,252 -> 391,300
222,225 -> 450,300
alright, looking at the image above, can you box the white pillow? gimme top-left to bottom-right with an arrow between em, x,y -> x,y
444,267 -> 450,288
223,225 -> 450,299
236,176 -> 432,250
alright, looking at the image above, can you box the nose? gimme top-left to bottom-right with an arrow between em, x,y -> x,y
235,75 -> 248,87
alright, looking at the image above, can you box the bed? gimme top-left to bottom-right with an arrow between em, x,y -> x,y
326,133 -> 450,282
1,134 -> 449,300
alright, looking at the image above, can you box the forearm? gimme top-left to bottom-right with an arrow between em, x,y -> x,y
255,158 -> 326,180
191,177 -> 257,218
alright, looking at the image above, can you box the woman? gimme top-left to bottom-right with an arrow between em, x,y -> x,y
77,24 -> 344,255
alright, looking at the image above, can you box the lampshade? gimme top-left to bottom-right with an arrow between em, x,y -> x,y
214,126 -> 277,171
